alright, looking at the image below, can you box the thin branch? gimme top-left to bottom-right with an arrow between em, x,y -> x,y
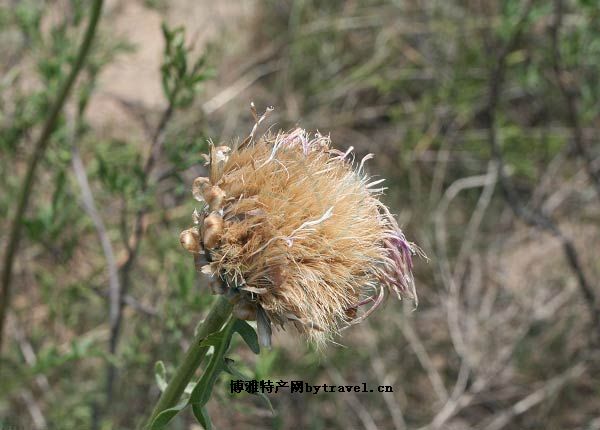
90,286 -> 159,318
326,365 -> 379,430
361,324 -> 407,430
105,102 -> 174,404
202,61 -> 280,115
20,389 -> 47,430
483,0 -> 600,341
453,161 -> 498,283
71,144 -> 122,347
9,315 -> 49,429
421,361 -> 472,430
550,0 -> 600,201
10,316 -> 50,392
400,312 -> 448,403
0,0 -> 104,355
434,171 -> 496,359
480,362 -> 586,430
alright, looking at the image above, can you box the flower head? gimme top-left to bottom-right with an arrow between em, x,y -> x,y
181,108 -> 421,344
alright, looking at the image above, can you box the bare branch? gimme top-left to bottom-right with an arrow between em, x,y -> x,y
400,312 -> 448,403
71,145 -> 122,347
202,62 -> 280,115
89,286 -> 159,319
483,0 -> 600,342
9,316 -> 49,429
20,389 -> 47,430
326,365 -> 379,430
104,101 -> 175,406
480,362 -> 586,430
550,0 -> 600,201
0,0 -> 105,355
361,323 -> 407,430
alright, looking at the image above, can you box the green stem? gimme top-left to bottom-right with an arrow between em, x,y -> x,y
143,295 -> 233,429
0,0 -> 104,354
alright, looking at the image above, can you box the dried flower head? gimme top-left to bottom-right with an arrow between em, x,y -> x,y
181,107 -> 421,345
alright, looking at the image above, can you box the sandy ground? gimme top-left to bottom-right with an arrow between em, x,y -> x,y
88,0 -> 255,141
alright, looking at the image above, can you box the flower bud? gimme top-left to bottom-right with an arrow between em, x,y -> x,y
204,186 -> 226,211
179,228 -> 202,253
202,213 -> 224,249
192,177 -> 211,202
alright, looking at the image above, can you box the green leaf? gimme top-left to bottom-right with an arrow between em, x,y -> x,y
199,331 -> 226,349
255,350 -> 278,381
189,352 -> 225,407
224,358 -> 274,413
256,306 -> 272,348
233,320 -> 260,354
192,404 -> 213,430
184,381 -> 197,396
161,22 -> 172,43
149,403 -> 187,430
154,361 -> 167,392
190,319 -> 236,409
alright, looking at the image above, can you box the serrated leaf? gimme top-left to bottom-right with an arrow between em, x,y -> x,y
150,403 -> 186,430
154,361 -> 167,392
233,320 -> 260,354
192,404 -> 213,430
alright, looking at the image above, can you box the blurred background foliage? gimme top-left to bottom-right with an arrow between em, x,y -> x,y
1,0 -> 600,429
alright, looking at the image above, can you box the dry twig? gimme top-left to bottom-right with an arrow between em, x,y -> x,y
483,0 -> 600,341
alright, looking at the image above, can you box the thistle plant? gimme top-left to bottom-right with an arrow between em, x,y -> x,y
145,105 -> 421,429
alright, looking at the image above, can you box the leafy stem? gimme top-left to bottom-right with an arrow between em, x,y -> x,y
144,295 -> 265,429
0,0 -> 104,355
143,295 -> 233,429
188,316 -> 238,427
